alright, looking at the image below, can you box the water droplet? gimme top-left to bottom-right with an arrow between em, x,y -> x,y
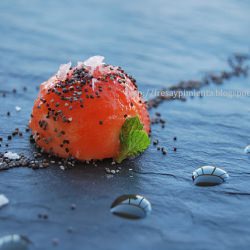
0,235 -> 31,250
192,166 -> 229,186
0,194 -> 9,209
110,194 -> 152,219
244,145 -> 250,154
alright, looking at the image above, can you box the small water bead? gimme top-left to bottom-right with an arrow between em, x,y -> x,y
192,166 -> 229,186
15,106 -> 21,112
110,194 -> 152,220
244,145 -> 250,154
0,235 -> 31,250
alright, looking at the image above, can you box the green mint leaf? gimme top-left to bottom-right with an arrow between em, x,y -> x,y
116,116 -> 150,163
120,116 -> 143,144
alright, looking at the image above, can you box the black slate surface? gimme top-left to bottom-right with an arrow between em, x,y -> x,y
0,0 -> 250,249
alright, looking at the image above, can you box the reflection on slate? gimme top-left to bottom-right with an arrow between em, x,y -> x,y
0,235 -> 31,250
110,195 -> 152,219
192,166 -> 229,186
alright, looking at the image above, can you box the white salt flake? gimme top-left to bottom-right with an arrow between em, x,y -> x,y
92,78 -> 97,90
244,145 -> 250,154
77,56 -> 106,90
15,106 -> 21,112
57,62 -> 72,81
77,61 -> 84,67
83,56 -> 105,69
59,165 -> 65,171
105,168 -> 111,174
4,152 -> 20,160
0,194 -> 9,208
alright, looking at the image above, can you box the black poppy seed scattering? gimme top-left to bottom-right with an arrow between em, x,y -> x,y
0,53 -> 248,180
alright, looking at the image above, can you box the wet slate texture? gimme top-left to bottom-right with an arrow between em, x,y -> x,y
0,0 -> 250,249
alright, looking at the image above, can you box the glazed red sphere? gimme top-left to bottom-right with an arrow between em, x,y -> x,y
30,56 -> 150,161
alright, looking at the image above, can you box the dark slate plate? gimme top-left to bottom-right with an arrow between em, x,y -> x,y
0,0 -> 250,249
